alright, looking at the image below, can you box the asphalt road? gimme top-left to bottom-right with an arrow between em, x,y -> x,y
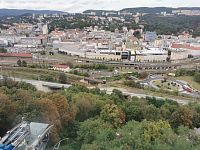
99,87 -> 191,105
140,75 -> 200,98
0,76 -> 194,105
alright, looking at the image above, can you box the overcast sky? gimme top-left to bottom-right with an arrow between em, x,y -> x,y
0,0 -> 199,12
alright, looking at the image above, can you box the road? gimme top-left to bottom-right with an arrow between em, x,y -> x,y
0,76 -> 193,105
140,75 -> 200,98
99,87 -> 191,105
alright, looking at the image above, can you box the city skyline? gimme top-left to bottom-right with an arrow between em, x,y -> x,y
0,0 -> 200,12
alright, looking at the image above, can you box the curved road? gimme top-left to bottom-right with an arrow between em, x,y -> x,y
99,87 -> 191,105
140,75 -> 200,98
0,76 -> 193,105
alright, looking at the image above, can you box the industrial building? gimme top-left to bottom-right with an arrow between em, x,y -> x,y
0,121 -> 53,150
133,47 -> 168,62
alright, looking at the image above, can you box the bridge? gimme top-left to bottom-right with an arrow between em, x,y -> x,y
0,76 -> 72,92
74,57 -> 200,72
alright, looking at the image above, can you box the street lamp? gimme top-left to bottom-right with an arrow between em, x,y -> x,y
53,138 -> 68,150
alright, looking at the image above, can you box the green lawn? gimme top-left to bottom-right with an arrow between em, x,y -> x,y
175,76 -> 200,91
1,67 -> 81,83
105,80 -> 195,101
153,80 -> 179,91
48,54 -> 75,62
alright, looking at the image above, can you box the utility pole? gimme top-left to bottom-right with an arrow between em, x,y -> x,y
53,138 -> 68,150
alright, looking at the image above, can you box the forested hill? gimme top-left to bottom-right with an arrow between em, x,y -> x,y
120,7 -> 200,13
0,9 -> 64,17
141,14 -> 200,36
83,7 -> 200,14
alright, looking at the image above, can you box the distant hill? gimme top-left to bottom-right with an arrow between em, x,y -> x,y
83,9 -> 117,16
121,7 -> 200,14
0,9 -> 65,17
83,7 -> 200,15
120,7 -> 173,13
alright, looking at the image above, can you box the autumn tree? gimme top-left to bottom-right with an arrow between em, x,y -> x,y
36,98 -> 62,143
48,93 -> 76,126
0,93 -> 16,135
170,107 -> 194,128
139,72 -> 149,79
72,92 -> 105,121
100,103 -> 125,127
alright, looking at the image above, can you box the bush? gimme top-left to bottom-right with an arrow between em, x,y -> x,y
194,73 -> 200,83
124,81 -> 142,89
40,51 -> 46,55
39,75 -> 54,82
59,73 -> 67,84
0,48 -> 7,53
139,72 -> 149,79
22,60 -> 27,67
17,59 -> 22,67
71,70 -> 90,77
175,69 -> 196,77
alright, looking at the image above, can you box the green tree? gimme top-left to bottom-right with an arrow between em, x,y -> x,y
0,48 -> 7,53
143,105 -> 161,121
123,98 -> 146,121
17,59 -> 22,67
194,72 -> 200,83
110,89 -> 126,104
78,119 -> 112,145
22,60 -> 27,67
133,30 -> 141,39
73,92 -> 106,121
59,73 -> 67,84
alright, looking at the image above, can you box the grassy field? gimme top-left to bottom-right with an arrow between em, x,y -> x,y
47,54 -> 80,64
1,67 -> 82,83
106,80 -> 196,101
48,53 -> 74,60
153,80 -> 179,91
175,76 -> 200,91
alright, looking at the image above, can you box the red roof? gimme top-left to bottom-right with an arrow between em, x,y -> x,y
0,53 -> 33,58
172,43 -> 200,50
52,64 -> 69,69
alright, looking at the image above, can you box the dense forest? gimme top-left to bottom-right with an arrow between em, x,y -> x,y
142,15 -> 200,36
48,14 -> 200,37
84,7 -> 200,15
1,77 -> 200,149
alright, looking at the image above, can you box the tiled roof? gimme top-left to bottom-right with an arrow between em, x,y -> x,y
0,53 -> 33,58
172,43 -> 200,50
